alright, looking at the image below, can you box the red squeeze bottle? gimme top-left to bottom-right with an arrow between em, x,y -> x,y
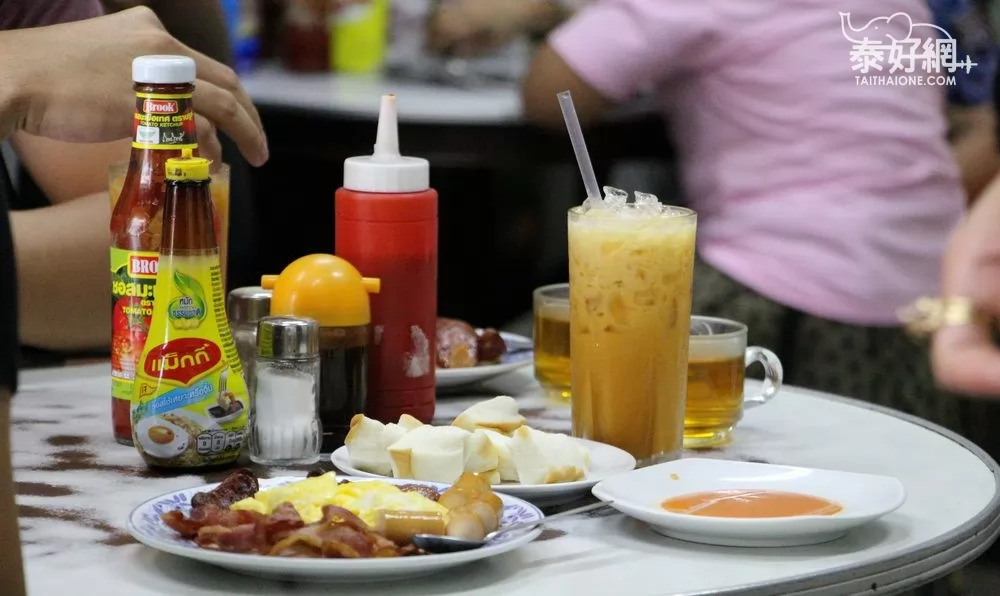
335,94 -> 438,424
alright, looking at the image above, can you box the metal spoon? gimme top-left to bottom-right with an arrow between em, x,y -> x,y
412,500 -> 612,554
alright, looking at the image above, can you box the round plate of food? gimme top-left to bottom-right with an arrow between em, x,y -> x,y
127,470 -> 544,583
332,437 -> 636,506
435,326 -> 533,390
330,396 -> 637,506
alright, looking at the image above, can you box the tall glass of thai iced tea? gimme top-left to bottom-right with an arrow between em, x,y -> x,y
568,202 -> 696,462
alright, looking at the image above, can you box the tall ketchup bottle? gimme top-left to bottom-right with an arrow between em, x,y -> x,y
335,95 -> 437,423
110,56 -> 200,445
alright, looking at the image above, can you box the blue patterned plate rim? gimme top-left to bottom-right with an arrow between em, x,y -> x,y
127,475 -> 545,567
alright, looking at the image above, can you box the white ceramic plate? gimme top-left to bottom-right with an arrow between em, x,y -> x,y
591,458 -> 906,548
435,332 -> 532,390
332,437 -> 637,506
128,476 -> 544,583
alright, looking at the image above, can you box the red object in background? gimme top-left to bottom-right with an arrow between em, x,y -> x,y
335,95 -> 438,424
280,0 -> 330,71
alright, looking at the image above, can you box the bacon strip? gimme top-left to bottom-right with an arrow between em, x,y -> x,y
191,468 -> 258,510
162,501 -> 422,558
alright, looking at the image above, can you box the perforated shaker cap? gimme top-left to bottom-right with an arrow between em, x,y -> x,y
227,286 -> 272,325
132,55 -> 196,84
343,94 -> 429,193
257,316 -> 320,359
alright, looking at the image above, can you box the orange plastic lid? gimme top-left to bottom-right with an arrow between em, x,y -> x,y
261,254 -> 380,327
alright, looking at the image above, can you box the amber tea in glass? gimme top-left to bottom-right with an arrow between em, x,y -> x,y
533,283 -> 571,402
569,205 -> 697,462
685,316 -> 783,449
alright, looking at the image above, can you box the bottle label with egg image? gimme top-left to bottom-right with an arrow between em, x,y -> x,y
132,254 -> 249,469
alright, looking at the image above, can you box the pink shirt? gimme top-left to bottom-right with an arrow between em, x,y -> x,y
550,0 -> 965,325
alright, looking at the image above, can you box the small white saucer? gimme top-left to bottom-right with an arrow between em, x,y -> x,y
591,458 -> 906,547
435,332 -> 533,390
332,437 -> 636,506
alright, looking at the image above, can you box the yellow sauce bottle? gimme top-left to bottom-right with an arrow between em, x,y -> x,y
331,0 -> 388,74
132,149 -> 249,470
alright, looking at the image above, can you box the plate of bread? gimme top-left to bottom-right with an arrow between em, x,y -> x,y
332,396 -> 636,505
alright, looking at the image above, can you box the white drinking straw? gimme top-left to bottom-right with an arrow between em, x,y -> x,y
557,91 -> 602,201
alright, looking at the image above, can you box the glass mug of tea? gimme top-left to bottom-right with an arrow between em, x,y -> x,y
684,316 -> 783,449
533,283 -> 571,402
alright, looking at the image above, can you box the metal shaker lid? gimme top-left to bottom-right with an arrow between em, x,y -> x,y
228,286 -> 272,324
257,316 -> 320,359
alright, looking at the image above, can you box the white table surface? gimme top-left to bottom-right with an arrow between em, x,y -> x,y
14,364 -> 1000,596
241,64 -> 523,125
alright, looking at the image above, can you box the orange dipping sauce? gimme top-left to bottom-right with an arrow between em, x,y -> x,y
661,489 -> 842,518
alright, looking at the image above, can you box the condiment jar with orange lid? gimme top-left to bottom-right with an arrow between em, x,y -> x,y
262,254 -> 380,452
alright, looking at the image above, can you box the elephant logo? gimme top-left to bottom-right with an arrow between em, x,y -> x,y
839,11 -> 973,76
839,11 -> 920,45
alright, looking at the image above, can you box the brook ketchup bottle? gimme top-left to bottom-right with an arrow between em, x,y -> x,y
110,55 -> 201,445
335,94 -> 438,423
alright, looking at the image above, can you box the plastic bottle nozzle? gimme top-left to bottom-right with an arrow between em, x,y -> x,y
341,94 -> 429,192
373,94 -> 400,161
260,275 -> 278,289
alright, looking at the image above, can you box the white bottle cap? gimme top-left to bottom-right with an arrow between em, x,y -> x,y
132,55 -> 197,84
343,95 -> 430,193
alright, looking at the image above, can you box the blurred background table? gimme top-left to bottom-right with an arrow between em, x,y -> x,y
240,66 -> 674,328
15,364 -> 1000,595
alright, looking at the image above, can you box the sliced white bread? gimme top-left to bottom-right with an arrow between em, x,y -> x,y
480,429 -> 519,482
398,413 -> 424,432
508,426 -> 588,484
344,414 -> 393,476
451,395 -> 525,436
463,429 -> 500,479
388,425 -> 469,483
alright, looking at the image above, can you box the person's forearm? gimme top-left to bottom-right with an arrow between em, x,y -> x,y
0,39 -> 28,141
11,193 -> 111,351
520,0 -> 573,37
948,105 -> 1000,203
954,130 -> 1000,203
0,392 -> 25,596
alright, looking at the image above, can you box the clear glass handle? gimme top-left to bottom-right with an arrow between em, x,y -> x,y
743,346 -> 783,409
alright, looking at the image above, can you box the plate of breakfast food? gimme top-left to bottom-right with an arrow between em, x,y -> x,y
435,318 -> 532,389
128,468 -> 544,582
331,396 -> 637,505
591,458 -> 907,547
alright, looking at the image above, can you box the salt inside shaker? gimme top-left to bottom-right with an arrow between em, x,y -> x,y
250,316 -> 322,466
227,286 -> 272,383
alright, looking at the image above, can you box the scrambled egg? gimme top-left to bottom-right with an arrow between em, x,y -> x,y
230,472 -> 447,527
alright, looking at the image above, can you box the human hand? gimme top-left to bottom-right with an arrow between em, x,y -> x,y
931,177 -> 1000,396
194,115 -> 223,167
7,7 -> 267,166
427,0 -> 541,57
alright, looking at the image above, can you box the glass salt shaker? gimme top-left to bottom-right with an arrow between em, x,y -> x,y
250,316 -> 322,466
227,286 -> 272,383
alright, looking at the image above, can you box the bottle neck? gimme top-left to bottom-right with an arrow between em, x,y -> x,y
161,179 -> 217,253
131,82 -> 198,154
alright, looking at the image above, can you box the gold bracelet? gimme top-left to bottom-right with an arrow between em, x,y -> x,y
897,296 -> 992,337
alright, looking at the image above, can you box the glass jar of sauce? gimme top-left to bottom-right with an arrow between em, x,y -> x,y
262,254 -> 380,452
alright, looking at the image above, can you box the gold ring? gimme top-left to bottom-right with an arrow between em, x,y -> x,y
897,297 -> 991,337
